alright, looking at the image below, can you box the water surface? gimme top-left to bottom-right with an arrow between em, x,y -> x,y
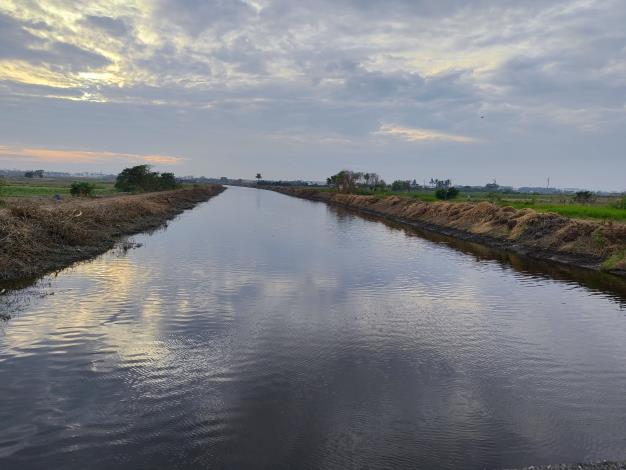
1,186 -> 626,469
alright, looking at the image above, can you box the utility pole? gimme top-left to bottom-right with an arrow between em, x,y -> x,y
547,176 -> 550,190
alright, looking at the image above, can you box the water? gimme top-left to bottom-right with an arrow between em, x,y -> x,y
1,186 -> 626,469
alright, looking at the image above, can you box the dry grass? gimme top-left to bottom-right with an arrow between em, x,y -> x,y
0,186 -> 224,281
282,189 -> 626,272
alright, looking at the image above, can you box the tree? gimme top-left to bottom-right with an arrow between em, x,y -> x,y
574,190 -> 593,203
115,165 -> 179,192
24,170 -> 44,178
159,172 -> 178,190
391,180 -> 411,191
115,165 -> 156,191
435,186 -> 459,200
327,170 -> 364,193
70,181 -> 95,197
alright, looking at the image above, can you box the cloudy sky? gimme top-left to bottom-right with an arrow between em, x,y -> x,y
1,0 -> 625,189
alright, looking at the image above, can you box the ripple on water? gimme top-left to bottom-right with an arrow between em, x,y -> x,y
1,187 -> 626,469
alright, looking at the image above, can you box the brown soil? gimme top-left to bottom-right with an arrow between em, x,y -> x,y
272,188 -> 626,277
0,186 -> 225,283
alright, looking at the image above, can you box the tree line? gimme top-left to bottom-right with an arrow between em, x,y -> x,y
326,170 -> 460,200
68,165 -> 180,197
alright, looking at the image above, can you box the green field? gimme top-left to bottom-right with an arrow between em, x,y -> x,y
495,201 -> 626,221
0,178 -> 117,198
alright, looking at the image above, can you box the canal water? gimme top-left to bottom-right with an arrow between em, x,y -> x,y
1,186 -> 625,469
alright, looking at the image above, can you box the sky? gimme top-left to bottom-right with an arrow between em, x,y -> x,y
0,0 -> 625,190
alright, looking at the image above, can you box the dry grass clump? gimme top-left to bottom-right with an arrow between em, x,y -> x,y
0,186 -> 224,281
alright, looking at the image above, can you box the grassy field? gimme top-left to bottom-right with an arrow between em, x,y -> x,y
499,201 -> 626,221
0,177 -> 118,198
318,187 -> 626,221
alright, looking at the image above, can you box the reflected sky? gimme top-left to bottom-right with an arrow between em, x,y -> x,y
1,187 -> 626,469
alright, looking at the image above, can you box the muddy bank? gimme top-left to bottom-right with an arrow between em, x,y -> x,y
270,188 -> 626,277
503,461 -> 626,469
0,185 -> 225,284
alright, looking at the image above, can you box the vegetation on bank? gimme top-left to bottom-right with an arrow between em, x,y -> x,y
0,186 -> 225,283
319,170 -> 626,221
115,165 -> 179,192
0,177 -> 116,197
0,165 -> 183,200
275,187 -> 626,274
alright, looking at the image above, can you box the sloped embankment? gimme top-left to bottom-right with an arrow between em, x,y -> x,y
273,188 -> 626,277
0,185 -> 225,283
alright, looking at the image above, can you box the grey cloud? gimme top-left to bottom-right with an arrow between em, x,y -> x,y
0,12 -> 46,59
0,80 -> 85,98
155,0 -> 257,36
1,1 -> 625,189
0,12 -> 111,70
81,15 -> 129,38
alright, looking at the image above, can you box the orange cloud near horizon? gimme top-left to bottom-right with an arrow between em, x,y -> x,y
0,145 -> 185,166
375,124 -> 479,144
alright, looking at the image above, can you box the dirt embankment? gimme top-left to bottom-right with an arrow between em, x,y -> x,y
0,186 -> 225,283
272,188 -> 626,277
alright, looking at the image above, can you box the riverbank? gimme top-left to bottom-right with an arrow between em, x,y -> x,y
270,187 -> 626,277
0,185 -> 225,284
505,461 -> 626,469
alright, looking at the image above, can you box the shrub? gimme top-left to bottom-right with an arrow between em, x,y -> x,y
159,172 -> 178,190
391,180 -> 411,191
70,181 -> 96,197
115,165 -> 180,192
574,190 -> 593,203
435,187 -> 459,200
611,195 -> 626,210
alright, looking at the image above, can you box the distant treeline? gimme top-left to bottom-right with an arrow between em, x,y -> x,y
257,180 -> 325,187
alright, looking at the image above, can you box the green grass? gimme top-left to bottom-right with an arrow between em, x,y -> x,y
601,250 -> 626,270
0,178 -> 117,198
499,202 -> 626,221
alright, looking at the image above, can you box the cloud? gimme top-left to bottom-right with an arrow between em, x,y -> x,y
267,131 -> 352,145
374,124 -> 479,143
0,0 -> 625,188
81,15 -> 129,37
0,13 -> 111,70
0,145 -> 185,165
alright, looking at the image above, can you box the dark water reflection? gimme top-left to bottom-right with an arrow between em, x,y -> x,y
1,186 -> 625,469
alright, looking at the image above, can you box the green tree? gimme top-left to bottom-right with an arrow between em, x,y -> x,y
115,165 -> 159,191
391,180 -> 411,191
435,186 -> 459,200
326,170 -> 364,193
574,190 -> 593,203
159,172 -> 179,190
70,181 -> 96,197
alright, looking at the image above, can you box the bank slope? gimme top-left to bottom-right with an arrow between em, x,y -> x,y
272,188 -> 626,277
0,185 -> 225,283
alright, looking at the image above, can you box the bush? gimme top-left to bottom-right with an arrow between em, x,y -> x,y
611,195 -> 626,210
574,190 -> 593,203
70,181 -> 96,197
435,187 -> 459,200
391,180 -> 411,191
115,165 -> 180,192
